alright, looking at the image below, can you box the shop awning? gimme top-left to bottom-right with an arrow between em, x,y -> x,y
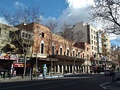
31,53 -> 48,58
48,55 -> 85,63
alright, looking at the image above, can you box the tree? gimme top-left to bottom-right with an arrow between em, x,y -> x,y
60,23 -> 85,73
46,19 -> 57,33
3,7 -> 42,78
89,0 -> 120,35
111,44 -> 120,69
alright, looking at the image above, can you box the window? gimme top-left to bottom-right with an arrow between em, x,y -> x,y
92,46 -> 93,50
73,51 -> 75,57
41,43 -> 44,54
91,35 -> 93,38
92,40 -> 93,44
67,49 -> 69,56
91,29 -> 93,33
83,53 -> 84,58
81,55 -> 82,58
87,47 -> 89,51
40,40 -> 44,54
64,52 -> 65,55
56,50 -> 58,55
41,32 -> 44,38
78,52 -> 80,57
25,33 -> 28,39
29,34 -> 31,39
52,46 -> 55,55
21,32 -> 25,38
60,48 -> 62,55
9,31 -> 13,38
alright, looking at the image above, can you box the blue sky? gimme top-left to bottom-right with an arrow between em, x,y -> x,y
0,0 -> 67,18
0,0 -> 120,45
0,0 -> 94,27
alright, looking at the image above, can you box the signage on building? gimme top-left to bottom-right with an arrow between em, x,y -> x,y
0,53 -> 18,60
14,63 -> 24,67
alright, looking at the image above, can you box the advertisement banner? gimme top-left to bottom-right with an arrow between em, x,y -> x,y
0,53 -> 18,60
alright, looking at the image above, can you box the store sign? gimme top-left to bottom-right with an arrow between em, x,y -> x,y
14,63 -> 24,67
0,53 -> 18,60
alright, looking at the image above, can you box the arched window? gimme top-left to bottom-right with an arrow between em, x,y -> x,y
78,51 -> 80,57
60,45 -> 62,55
40,40 -> 44,54
66,48 -> 69,56
73,48 -> 75,57
52,43 -> 55,55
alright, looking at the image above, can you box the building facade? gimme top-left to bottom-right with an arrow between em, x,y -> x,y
16,23 -> 86,75
72,22 -> 112,72
0,23 -> 18,77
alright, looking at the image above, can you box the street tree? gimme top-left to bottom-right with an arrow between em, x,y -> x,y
46,19 -> 57,33
89,0 -> 120,35
60,22 -> 85,73
2,6 -> 42,78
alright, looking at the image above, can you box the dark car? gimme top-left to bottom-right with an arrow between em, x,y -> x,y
104,70 -> 113,76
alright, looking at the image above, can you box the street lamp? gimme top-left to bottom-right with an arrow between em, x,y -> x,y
87,53 -> 89,73
35,29 -> 42,72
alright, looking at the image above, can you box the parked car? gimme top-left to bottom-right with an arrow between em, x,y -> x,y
104,70 -> 114,76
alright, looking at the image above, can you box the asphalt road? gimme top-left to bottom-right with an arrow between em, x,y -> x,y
0,74 -> 112,90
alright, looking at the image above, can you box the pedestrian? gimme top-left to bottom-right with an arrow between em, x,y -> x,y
111,69 -> 115,82
8,71 -> 11,79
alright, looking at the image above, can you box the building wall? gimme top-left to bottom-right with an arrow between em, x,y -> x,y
89,25 -> 98,57
73,22 -> 98,57
102,33 -> 111,56
0,23 -> 16,53
73,22 -> 88,43
24,23 -> 87,58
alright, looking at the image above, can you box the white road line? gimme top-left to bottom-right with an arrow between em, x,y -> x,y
100,82 -> 110,89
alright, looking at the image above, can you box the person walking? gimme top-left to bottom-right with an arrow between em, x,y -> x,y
111,69 -> 115,82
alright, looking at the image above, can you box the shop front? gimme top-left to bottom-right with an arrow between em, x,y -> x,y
0,53 -> 18,78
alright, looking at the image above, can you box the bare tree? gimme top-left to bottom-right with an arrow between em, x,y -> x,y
3,7 -> 42,78
89,0 -> 120,35
46,19 -> 57,33
60,23 -> 85,73
3,7 -> 42,26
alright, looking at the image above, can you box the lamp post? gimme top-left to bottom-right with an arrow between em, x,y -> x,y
35,28 -> 42,73
36,52 -> 38,72
87,53 -> 89,73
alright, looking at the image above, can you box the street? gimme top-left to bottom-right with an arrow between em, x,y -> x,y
0,74 -> 113,90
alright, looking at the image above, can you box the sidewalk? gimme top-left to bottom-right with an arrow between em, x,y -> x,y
0,76 -> 35,83
0,74 -> 64,83
0,73 -> 103,83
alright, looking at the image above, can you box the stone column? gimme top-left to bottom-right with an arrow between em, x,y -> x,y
69,66 -> 70,73
57,65 -> 60,73
72,66 -> 74,73
62,65 -> 64,73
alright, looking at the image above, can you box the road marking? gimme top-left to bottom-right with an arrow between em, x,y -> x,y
100,82 -> 110,89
